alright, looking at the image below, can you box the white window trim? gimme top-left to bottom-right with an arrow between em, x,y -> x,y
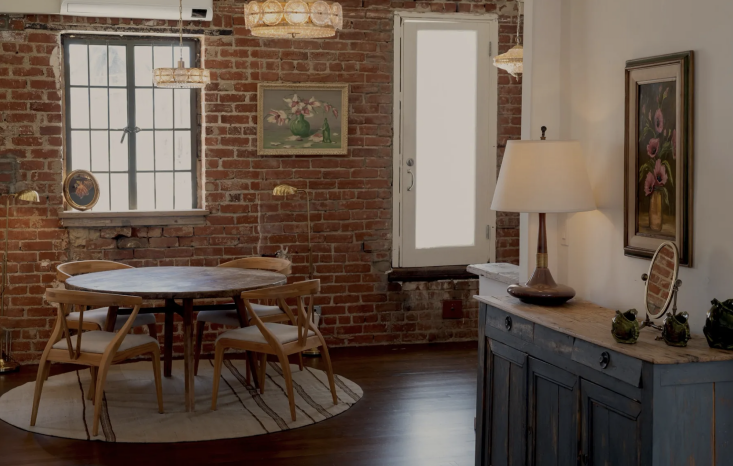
392,11 -> 499,268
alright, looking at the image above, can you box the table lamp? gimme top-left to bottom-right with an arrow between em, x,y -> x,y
491,130 -> 595,305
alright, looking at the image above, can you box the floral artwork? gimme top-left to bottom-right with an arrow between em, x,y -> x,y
257,84 -> 348,156
624,51 -> 693,266
637,81 -> 676,239
63,169 -> 99,211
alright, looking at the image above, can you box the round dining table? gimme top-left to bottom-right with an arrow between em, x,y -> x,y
65,266 -> 287,412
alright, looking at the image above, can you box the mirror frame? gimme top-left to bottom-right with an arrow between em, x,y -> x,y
644,241 -> 680,319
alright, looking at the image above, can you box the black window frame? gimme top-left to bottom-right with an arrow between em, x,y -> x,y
62,34 -> 201,211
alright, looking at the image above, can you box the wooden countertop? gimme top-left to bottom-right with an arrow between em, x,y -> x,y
476,295 -> 733,365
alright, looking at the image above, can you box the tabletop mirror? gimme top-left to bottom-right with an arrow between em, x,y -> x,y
640,241 -> 681,330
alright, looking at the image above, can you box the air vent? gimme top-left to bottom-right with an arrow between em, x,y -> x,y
191,8 -> 207,19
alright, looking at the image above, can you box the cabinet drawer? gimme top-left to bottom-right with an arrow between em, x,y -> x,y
572,339 -> 642,387
484,305 -> 534,343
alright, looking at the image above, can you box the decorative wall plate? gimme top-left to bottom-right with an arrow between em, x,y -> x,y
63,169 -> 99,211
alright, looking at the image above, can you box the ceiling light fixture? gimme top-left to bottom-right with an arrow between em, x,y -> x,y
244,0 -> 343,39
493,0 -> 524,78
153,0 -> 211,89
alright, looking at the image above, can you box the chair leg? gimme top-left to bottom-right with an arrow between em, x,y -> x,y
277,353 -> 296,422
30,359 -> 50,426
151,349 -> 164,414
298,352 -> 304,371
211,344 -> 225,411
320,340 -> 338,405
92,361 -> 111,437
259,353 -> 267,394
87,367 -> 98,401
245,351 -> 251,385
147,322 -> 158,342
194,321 -> 205,376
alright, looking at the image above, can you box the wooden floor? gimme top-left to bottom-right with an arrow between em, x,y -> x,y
0,342 -> 478,466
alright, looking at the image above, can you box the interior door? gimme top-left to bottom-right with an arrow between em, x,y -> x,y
399,18 -> 497,267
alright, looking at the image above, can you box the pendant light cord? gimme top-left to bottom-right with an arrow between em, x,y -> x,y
178,0 -> 183,62
516,0 -> 523,45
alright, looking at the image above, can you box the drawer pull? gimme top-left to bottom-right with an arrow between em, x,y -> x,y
505,316 -> 513,331
599,351 -> 610,369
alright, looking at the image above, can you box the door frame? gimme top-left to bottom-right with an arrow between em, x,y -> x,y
391,11 -> 499,268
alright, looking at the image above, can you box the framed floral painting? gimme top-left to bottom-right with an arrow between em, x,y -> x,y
624,51 -> 694,266
257,83 -> 348,156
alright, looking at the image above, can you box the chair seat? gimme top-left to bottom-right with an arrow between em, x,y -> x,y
217,323 -> 315,346
197,304 -> 284,327
67,307 -> 156,331
52,330 -> 159,354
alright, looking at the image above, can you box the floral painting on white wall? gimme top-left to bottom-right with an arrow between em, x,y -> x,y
624,51 -> 694,266
257,83 -> 348,156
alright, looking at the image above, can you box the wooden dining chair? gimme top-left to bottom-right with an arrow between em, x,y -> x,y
193,256 -> 292,375
32,289 -> 163,437
211,280 -> 337,421
57,260 -> 157,339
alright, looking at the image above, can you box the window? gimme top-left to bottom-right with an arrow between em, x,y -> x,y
392,14 -> 499,268
63,36 -> 199,212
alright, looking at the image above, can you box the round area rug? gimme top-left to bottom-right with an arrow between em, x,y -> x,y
0,359 -> 362,443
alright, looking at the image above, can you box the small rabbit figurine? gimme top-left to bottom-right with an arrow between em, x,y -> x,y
612,309 -> 640,344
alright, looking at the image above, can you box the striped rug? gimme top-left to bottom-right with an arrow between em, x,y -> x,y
0,359 -> 362,443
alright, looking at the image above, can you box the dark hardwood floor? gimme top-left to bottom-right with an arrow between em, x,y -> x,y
0,342 -> 477,466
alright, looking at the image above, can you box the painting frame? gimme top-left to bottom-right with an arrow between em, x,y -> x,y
624,51 -> 694,266
257,83 -> 349,156
63,169 -> 100,211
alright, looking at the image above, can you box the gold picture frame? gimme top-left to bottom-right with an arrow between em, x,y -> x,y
624,51 -> 694,266
257,83 -> 348,156
63,169 -> 100,211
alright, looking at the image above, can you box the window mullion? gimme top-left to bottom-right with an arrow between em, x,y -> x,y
126,43 -> 137,210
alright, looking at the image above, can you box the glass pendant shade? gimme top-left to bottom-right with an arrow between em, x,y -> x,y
245,0 -> 343,38
493,44 -> 524,78
154,60 -> 211,89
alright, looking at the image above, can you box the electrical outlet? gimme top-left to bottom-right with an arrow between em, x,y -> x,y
442,300 -> 463,319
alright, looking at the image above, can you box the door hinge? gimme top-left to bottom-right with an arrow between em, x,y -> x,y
489,41 -> 493,57
486,225 -> 491,239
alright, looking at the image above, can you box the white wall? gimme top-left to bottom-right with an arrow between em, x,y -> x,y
525,0 -> 733,331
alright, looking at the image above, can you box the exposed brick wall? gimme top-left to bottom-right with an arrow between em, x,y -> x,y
0,0 -> 521,363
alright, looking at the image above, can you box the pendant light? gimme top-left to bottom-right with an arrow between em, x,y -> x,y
153,0 -> 210,89
493,0 -> 524,78
244,0 -> 344,39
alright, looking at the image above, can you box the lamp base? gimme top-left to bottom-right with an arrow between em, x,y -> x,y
508,267 -> 575,306
0,357 -> 19,373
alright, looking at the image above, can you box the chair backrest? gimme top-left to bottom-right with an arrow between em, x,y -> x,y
45,289 -> 142,360
57,260 -> 133,284
241,280 -> 319,347
218,257 -> 292,275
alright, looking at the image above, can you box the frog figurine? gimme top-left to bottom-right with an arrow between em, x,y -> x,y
611,309 -> 640,344
662,311 -> 691,347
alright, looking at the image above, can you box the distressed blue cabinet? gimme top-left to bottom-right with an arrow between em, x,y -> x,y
475,296 -> 733,466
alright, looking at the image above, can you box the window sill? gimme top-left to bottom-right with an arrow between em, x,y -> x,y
59,209 -> 209,228
388,265 -> 476,283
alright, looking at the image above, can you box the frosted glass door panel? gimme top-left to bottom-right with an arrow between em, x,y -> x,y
414,30 -> 477,250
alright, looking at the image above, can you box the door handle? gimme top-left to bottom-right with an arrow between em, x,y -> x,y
406,158 -> 415,192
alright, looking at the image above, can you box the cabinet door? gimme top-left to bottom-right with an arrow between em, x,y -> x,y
484,339 -> 527,466
527,358 -> 579,466
580,380 -> 641,466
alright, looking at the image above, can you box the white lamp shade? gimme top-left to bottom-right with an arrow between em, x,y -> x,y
491,140 -> 596,213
